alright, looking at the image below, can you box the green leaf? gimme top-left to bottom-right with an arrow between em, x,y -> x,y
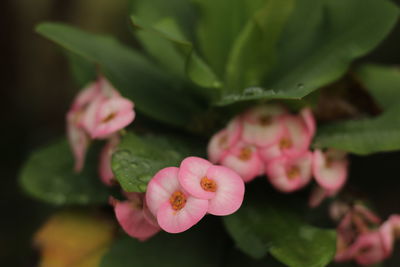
224,0 -> 294,94
65,52 -> 96,87
223,194 -> 336,267
111,132 -> 195,192
218,0 -> 399,105
194,0 -> 265,76
36,22 -> 201,127
131,16 -> 221,90
100,229 -> 222,267
19,139 -> 109,205
314,65 -> 400,155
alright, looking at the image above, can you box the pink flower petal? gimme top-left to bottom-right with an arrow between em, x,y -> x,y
205,166 -> 245,216
113,198 -> 160,241
146,167 -> 181,216
281,115 -> 311,157
71,81 -> 101,110
308,186 -> 338,208
220,142 -> 263,182
178,157 -> 214,200
313,149 -> 348,191
351,232 -> 388,266
98,135 -> 120,186
156,195 -> 208,233
265,152 -> 313,193
300,107 -> 316,137
66,111 -> 90,172
241,105 -> 287,147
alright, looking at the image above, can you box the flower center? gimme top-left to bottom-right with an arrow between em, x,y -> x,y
102,112 -> 117,123
287,166 -> 300,180
169,191 -> 187,211
200,177 -> 217,192
279,138 -> 292,150
258,115 -> 272,126
238,147 -> 252,161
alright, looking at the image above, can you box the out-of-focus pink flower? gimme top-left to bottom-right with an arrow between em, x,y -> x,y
348,231 -> 389,266
220,141 -> 264,182
308,186 -> 339,208
265,152 -> 313,193
207,118 -> 242,163
259,115 -> 313,162
111,192 -> 160,241
146,167 -> 209,233
178,157 -> 244,216
313,149 -> 348,191
300,107 -> 316,137
241,104 -> 287,147
99,135 -> 120,186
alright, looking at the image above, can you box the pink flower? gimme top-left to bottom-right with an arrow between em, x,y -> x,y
265,152 -> 313,193
207,118 -> 242,163
178,157 -> 245,216
259,114 -> 313,162
241,104 -> 287,147
220,141 -> 264,182
348,231 -> 389,266
99,135 -> 120,186
313,149 -> 348,191
146,167 -> 209,233
111,192 -> 160,241
308,186 -> 338,208
300,107 -> 316,137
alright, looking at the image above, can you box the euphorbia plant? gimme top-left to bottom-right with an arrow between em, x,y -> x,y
20,0 -> 400,266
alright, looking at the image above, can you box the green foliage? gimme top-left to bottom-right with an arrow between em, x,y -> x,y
111,132 -> 199,193
315,65 -> 400,155
19,139 -> 109,205
224,192 -> 336,267
218,0 -> 399,105
100,229 -> 222,267
36,23 -> 202,128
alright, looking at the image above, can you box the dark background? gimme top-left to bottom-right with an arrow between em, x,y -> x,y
1,0 -> 400,266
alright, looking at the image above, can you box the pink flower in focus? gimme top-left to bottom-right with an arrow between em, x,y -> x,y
207,118 -> 242,163
99,135 -> 120,186
241,104 -> 287,147
146,167 -> 209,233
178,157 -> 245,216
220,141 -> 264,182
265,152 -> 313,193
313,149 -> 348,191
111,192 -> 160,241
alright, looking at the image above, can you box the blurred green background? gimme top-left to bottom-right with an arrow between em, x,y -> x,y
1,0 -> 400,266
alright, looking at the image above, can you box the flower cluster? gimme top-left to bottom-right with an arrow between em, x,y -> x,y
67,76 -> 135,173
208,104 -> 348,202
332,202 -> 400,266
113,157 -> 245,239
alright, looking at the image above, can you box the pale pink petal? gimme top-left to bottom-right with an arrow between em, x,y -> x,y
300,107 -> 316,137
241,105 -> 287,147
379,219 -> 395,256
113,199 -> 160,241
258,143 -> 283,163
220,142 -> 263,182
98,76 -> 121,97
66,111 -> 90,172
281,115 -> 311,158
205,166 -> 245,216
146,167 -> 181,216
266,152 -> 312,193
313,150 -> 348,191
178,157 -> 214,199
351,232 -> 388,266
388,215 -> 400,236
98,135 -> 120,186
353,204 -> 382,225
81,95 -> 104,133
207,129 -> 230,163
156,196 -> 208,233
71,81 -> 101,110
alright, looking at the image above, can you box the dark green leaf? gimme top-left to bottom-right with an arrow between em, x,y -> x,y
100,229 -> 222,267
224,0 -> 294,94
218,0 -> 399,105
65,52 -> 96,87
19,139 -> 109,205
112,132 -> 195,192
224,194 -> 336,267
36,22 -> 201,127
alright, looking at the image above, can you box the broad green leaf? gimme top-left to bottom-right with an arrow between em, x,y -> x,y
131,16 -> 221,90
314,65 -> 400,155
36,22 -> 201,127
66,52 -> 96,87
194,0 -> 265,76
20,139 -> 109,205
100,229 -> 222,267
224,193 -> 336,267
357,64 -> 400,109
111,132 -> 196,192
226,249 -> 287,267
218,0 -> 399,105
225,0 -> 294,93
